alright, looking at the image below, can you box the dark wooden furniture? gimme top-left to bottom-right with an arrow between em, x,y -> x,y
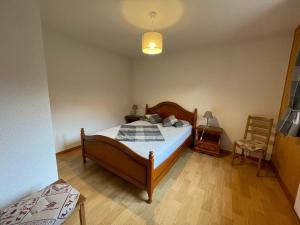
194,125 -> 223,156
81,101 -> 197,203
273,26 -> 300,205
54,179 -> 86,225
124,114 -> 143,123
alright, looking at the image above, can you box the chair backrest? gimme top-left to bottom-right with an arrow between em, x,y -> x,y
243,116 -> 274,146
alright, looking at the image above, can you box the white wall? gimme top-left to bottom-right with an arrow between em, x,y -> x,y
0,0 -> 58,208
41,16 -> 292,156
43,28 -> 132,152
132,35 -> 292,152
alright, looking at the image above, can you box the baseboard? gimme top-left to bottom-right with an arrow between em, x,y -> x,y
269,161 -> 295,206
56,145 -> 81,155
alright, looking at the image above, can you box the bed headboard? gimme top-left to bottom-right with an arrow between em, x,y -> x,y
145,101 -> 197,129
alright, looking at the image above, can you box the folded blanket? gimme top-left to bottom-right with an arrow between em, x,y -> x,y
116,125 -> 165,142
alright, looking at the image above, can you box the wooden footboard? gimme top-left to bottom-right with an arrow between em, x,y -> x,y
81,128 -> 154,203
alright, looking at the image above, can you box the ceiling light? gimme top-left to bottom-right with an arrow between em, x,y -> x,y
142,11 -> 163,55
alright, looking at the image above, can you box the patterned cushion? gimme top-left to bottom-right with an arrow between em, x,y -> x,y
236,139 -> 266,151
0,180 -> 79,225
145,114 -> 162,124
163,115 -> 178,127
174,120 -> 191,127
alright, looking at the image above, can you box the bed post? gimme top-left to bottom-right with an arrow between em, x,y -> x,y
192,108 -> 198,146
193,108 -> 197,129
145,104 -> 149,114
147,151 -> 154,204
81,128 -> 86,164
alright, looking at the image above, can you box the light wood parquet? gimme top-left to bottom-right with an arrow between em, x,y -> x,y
57,149 -> 299,225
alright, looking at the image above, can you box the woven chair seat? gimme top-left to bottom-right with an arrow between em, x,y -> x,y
236,139 -> 266,152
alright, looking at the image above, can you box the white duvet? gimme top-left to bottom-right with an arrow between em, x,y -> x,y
94,120 -> 192,168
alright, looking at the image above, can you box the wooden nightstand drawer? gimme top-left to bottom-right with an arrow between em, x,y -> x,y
197,141 -> 218,152
194,125 -> 222,157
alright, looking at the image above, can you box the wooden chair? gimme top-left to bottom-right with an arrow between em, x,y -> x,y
231,116 -> 273,176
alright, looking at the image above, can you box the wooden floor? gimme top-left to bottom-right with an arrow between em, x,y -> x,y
57,149 -> 299,225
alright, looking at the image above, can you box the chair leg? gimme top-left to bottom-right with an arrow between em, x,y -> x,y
231,142 -> 237,165
261,151 -> 267,168
256,150 -> 264,177
241,148 -> 245,161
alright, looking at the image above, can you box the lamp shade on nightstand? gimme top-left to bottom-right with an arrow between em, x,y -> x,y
203,111 -> 213,126
203,111 -> 213,119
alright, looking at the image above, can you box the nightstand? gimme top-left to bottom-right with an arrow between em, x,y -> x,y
125,115 -> 143,123
194,125 -> 223,156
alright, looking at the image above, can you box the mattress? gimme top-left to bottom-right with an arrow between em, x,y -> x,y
94,120 -> 192,168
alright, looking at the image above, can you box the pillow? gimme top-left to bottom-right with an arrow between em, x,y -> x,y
163,115 -> 178,127
140,115 -> 148,121
146,114 -> 162,124
174,120 -> 191,127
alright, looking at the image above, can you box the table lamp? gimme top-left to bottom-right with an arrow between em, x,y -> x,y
200,111 -> 213,141
131,104 -> 138,115
203,111 -> 213,126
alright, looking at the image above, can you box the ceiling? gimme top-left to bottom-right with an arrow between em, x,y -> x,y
41,0 -> 300,58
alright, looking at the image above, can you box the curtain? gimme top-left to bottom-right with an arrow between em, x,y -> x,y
278,52 -> 300,137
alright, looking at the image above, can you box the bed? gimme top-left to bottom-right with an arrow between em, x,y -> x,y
80,101 -> 197,203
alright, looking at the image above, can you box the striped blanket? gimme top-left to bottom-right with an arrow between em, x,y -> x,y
116,125 -> 165,142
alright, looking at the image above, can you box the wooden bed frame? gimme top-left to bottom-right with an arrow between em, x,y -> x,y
80,101 -> 197,203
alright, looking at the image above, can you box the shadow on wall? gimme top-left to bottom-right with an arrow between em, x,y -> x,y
202,115 -> 233,151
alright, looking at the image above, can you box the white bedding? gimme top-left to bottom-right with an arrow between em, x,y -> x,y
94,120 -> 192,168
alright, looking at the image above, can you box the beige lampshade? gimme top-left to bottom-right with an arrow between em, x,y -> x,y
142,31 -> 163,55
203,111 -> 213,119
